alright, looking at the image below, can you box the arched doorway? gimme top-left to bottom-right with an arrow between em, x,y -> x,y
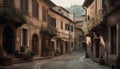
32,34 -> 39,54
3,25 -> 15,54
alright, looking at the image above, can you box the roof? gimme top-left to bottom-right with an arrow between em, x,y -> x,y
50,8 -> 74,24
44,0 -> 56,7
82,0 -> 94,8
56,6 -> 69,13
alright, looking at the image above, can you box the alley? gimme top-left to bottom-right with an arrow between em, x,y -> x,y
40,49 -> 90,69
39,49 -> 109,69
0,49 -> 110,69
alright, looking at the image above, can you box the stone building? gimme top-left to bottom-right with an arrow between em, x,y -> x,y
82,0 -> 120,69
105,0 -> 120,69
0,0 -> 57,57
74,15 -> 85,49
83,0 -> 105,61
48,6 -> 75,55
0,0 -> 76,59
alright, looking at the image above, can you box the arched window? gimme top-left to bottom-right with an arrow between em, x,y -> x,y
20,0 -> 28,14
32,0 -> 39,18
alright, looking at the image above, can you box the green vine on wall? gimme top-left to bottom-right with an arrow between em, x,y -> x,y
82,11 -> 102,35
41,25 -> 57,37
0,7 -> 27,24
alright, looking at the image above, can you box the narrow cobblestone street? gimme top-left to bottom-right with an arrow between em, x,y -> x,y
0,49 -> 110,69
38,49 -> 110,69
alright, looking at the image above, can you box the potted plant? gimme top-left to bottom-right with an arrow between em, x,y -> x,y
20,45 -> 25,53
0,45 -> 13,66
14,50 -> 20,58
23,51 -> 36,62
19,46 -> 26,58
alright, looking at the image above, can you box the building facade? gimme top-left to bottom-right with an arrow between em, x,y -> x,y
83,0 -> 105,62
106,0 -> 120,69
74,15 -> 85,49
0,0 -> 76,60
82,0 -> 120,69
48,6 -> 75,55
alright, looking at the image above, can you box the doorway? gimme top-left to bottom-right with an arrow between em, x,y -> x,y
32,34 -> 39,54
95,39 -> 99,58
60,42 -> 63,54
3,25 -> 15,54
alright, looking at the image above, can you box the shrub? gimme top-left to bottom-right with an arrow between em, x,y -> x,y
23,51 -> 36,60
20,46 -> 25,53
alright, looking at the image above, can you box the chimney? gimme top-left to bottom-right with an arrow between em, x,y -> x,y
69,13 -> 75,21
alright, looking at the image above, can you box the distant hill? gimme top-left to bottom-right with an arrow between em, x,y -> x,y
66,5 -> 85,19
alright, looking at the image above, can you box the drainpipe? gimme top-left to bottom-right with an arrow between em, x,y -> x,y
69,21 -> 71,53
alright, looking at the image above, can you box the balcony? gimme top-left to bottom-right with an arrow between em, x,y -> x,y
57,32 -> 69,39
0,6 -> 27,27
40,24 -> 57,37
82,10 -> 104,35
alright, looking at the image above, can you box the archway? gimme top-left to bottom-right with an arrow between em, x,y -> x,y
32,34 -> 39,54
3,25 -> 15,54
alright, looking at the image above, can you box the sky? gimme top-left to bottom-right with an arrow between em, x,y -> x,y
51,0 -> 85,8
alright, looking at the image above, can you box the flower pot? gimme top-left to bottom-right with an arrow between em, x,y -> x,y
27,57 -> 34,62
19,53 -> 25,58
0,57 -> 13,66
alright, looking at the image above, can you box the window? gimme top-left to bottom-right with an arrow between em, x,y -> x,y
32,0 -> 39,18
51,18 -> 56,27
42,6 -> 47,21
61,12 -> 63,15
22,29 -> 28,46
50,41 -> 54,51
68,24 -> 70,31
61,22 -> 63,29
71,26 -> 73,32
111,25 -> 117,54
71,42 -> 74,48
20,0 -> 28,14
3,0 -> 14,7
87,15 -> 90,21
65,24 -> 68,30
65,41 -> 68,51
65,24 -> 70,31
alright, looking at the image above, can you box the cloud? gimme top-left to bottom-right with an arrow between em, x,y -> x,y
51,0 -> 84,8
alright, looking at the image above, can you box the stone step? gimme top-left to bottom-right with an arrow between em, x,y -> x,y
13,58 -> 27,64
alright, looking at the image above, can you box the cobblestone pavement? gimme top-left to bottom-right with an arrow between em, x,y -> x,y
0,49 -> 110,69
39,49 -> 110,69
